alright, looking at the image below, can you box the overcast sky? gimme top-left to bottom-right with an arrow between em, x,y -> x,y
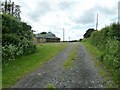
3,0 -> 119,41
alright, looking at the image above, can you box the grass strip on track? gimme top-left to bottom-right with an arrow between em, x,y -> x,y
63,43 -> 79,69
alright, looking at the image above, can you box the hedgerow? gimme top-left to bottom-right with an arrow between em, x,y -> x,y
2,14 -> 36,64
90,23 -> 120,87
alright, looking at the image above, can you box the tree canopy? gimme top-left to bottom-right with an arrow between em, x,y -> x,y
83,28 -> 95,38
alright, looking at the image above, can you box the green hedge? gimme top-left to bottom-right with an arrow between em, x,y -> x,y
2,14 -> 36,63
90,23 -> 120,86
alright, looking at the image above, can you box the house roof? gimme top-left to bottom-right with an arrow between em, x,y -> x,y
36,32 -> 60,39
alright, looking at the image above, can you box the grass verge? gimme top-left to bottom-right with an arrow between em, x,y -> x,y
81,41 -> 117,88
63,43 -> 78,69
2,42 -> 68,88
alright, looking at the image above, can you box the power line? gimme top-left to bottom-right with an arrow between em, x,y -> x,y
20,12 -> 34,24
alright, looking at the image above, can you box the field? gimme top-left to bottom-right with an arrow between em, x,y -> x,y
2,43 -> 68,88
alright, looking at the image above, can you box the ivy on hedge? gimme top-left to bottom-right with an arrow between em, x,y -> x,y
90,23 -> 120,86
2,14 -> 36,63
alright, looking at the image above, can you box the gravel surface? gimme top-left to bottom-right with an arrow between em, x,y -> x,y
13,42 -> 104,88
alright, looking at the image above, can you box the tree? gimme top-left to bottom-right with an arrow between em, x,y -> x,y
83,28 -> 95,38
41,32 -> 47,34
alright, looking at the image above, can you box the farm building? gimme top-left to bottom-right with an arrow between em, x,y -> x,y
36,32 -> 60,43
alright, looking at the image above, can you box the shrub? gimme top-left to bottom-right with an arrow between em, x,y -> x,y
2,44 -> 17,63
90,23 -> 120,86
2,14 -> 36,63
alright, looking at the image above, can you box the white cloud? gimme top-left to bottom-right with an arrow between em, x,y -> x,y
6,0 -> 119,41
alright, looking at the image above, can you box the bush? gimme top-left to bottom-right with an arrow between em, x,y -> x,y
2,14 -> 36,63
90,23 -> 120,86
2,44 -> 17,63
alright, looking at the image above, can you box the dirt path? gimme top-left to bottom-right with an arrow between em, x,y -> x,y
13,42 -> 104,88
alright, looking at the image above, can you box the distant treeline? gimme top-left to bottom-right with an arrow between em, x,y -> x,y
84,23 -> 120,87
2,14 -> 36,64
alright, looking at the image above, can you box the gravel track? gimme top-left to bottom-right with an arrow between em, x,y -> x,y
13,42 -> 104,88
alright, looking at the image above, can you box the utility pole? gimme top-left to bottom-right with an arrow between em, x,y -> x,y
118,1 -> 120,23
63,28 -> 65,41
96,13 -> 98,30
69,36 -> 70,42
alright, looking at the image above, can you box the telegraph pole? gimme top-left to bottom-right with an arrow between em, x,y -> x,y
69,36 -> 70,42
63,28 -> 65,41
118,1 -> 120,23
96,13 -> 98,30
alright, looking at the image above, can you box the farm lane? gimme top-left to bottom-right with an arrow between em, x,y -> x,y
13,42 -> 104,88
